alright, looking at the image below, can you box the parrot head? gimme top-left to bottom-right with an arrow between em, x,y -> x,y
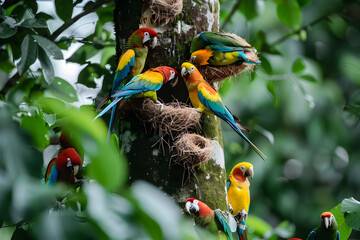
129,28 -> 158,48
320,212 -> 336,229
181,62 -> 203,84
189,48 -> 213,66
230,162 -> 254,182
56,148 -> 82,177
185,198 -> 214,219
156,66 -> 178,85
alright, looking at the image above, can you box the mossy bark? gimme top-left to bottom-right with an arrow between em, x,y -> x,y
115,0 -> 226,211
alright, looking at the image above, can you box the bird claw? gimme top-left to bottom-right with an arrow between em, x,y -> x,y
155,101 -> 164,111
234,209 -> 248,222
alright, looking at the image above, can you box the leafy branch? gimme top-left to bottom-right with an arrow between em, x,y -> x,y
0,0 -> 112,96
220,0 -> 242,31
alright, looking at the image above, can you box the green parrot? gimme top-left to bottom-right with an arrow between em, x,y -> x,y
305,212 -> 340,240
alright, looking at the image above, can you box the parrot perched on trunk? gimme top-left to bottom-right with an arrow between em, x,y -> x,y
181,62 -> 266,160
45,148 -> 82,186
227,162 -> 254,240
185,198 -> 239,240
96,28 -> 158,140
305,212 -> 340,240
94,66 -> 178,120
189,32 -> 260,66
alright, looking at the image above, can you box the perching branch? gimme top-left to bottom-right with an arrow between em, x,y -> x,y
0,0 -> 112,96
272,3 -> 352,46
220,0 -> 242,31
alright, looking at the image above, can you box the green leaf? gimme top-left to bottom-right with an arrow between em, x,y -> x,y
23,0 -> 38,13
267,82 -> 279,106
20,115 -> 49,149
8,77 -> 36,105
55,0 -> 73,22
297,0 -> 311,6
300,74 -> 317,83
331,203 -> 352,240
300,29 -> 307,41
48,77 -> 78,103
276,0 -> 302,29
261,56 -> 272,74
100,46 -> 116,67
292,58 -> 306,74
246,215 -> 272,237
339,53 -> 360,85
38,46 -> 55,85
78,63 -> 105,88
67,44 -> 98,64
16,35 -> 38,75
219,78 -> 234,96
341,197 -> 360,231
239,0 -> 258,20
0,17 -> 18,39
20,18 -> 48,28
0,6 -> 5,18
36,12 -> 54,21
32,35 -> 63,59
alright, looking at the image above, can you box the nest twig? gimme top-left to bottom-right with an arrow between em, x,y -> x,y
149,0 -> 183,22
172,133 -> 213,168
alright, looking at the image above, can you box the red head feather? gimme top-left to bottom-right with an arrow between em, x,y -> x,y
155,66 -> 178,84
186,198 -> 214,218
133,28 -> 157,38
56,148 -> 82,171
321,212 -> 333,219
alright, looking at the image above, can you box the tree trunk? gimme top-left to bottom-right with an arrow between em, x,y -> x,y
114,0 -> 226,210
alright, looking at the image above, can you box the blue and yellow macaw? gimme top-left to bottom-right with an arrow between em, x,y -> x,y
189,32 -> 260,66
190,45 -> 260,66
45,148 -> 82,186
181,62 -> 266,160
227,162 -> 254,240
305,212 -> 340,240
94,66 -> 178,121
96,28 -> 158,140
185,198 -> 238,240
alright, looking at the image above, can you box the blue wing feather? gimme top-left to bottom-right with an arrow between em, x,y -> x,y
306,230 -> 316,240
227,179 -> 230,190
47,164 -> 58,185
214,210 -> 234,240
337,231 -> 340,240
112,52 -> 135,92
207,45 -> 245,52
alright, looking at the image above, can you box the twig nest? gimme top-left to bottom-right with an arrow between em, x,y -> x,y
173,133 -> 213,168
198,33 -> 260,84
142,0 -> 183,26
130,99 -> 201,139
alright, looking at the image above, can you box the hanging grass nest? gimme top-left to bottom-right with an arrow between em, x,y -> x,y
196,33 -> 260,84
150,0 -> 183,22
141,0 -> 183,26
172,133 -> 213,168
127,99 -> 201,140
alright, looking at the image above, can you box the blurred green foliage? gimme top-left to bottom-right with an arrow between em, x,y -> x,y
0,0 -> 360,239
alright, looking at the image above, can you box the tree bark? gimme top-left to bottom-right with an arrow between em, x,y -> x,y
114,0 -> 226,210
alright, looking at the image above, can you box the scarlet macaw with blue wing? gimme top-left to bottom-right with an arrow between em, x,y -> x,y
185,198 -> 239,240
45,148 -> 82,186
94,66 -> 178,121
96,28 -> 158,140
181,62 -> 266,160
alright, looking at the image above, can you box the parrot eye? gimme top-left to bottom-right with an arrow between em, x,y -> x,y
190,66 -> 195,71
193,200 -> 198,204
240,166 -> 245,171
144,32 -> 149,37
192,56 -> 196,60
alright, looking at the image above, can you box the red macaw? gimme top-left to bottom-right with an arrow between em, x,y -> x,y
185,198 -> 238,240
45,148 -> 82,186
181,62 -> 266,160
97,28 -> 158,140
94,66 -> 178,120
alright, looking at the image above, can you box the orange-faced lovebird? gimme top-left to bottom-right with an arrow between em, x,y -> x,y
227,162 -> 254,240
185,198 -> 238,240
189,32 -> 260,66
181,62 -> 266,160
45,148 -> 82,186
97,28 -> 158,140
94,66 -> 178,121
305,212 -> 340,240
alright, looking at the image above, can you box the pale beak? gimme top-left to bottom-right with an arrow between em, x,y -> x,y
323,217 -> 330,229
73,165 -> 80,176
151,37 -> 157,49
185,201 -> 192,213
171,77 -> 178,87
181,67 -> 190,78
245,167 -> 254,179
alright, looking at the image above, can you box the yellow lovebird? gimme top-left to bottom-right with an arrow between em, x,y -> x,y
227,162 -> 254,240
